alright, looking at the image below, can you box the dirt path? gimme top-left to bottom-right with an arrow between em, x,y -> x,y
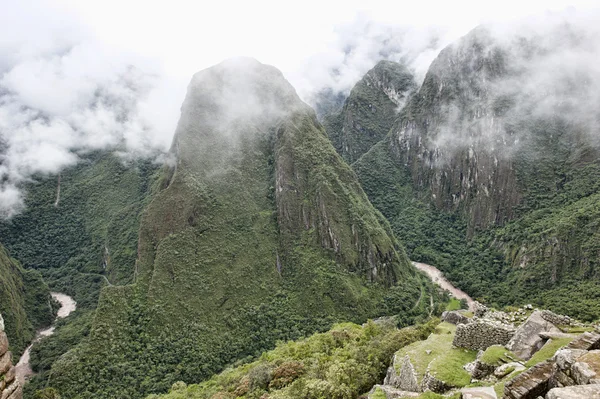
15,292 -> 77,385
412,261 -> 476,311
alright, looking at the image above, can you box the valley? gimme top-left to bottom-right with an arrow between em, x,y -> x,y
0,8 -> 599,399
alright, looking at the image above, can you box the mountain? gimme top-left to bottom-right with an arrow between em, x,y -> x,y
334,25 -> 600,320
0,243 -> 54,358
323,60 -> 416,164
44,58 -> 437,398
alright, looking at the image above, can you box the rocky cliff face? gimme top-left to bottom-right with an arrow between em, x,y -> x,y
47,58 -> 425,398
324,60 -> 416,164
0,314 -> 22,399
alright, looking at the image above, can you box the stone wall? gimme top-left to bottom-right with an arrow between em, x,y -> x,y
541,310 -> 572,326
453,320 -> 515,351
0,314 -> 22,399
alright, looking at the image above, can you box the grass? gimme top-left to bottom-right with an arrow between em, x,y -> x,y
395,322 -> 476,388
445,298 -> 462,311
480,345 -> 517,365
525,337 -> 574,367
371,387 -> 387,399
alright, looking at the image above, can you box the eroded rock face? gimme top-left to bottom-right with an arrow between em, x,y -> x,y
507,311 -> 562,360
546,384 -> 600,399
566,331 -> 600,351
453,320 -> 515,351
442,310 -> 470,326
504,360 -> 554,399
0,314 -> 22,399
396,355 -> 420,392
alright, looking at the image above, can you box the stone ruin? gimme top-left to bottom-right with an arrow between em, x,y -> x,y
0,314 -> 22,399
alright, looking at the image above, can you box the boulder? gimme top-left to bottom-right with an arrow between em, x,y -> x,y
391,355 -> 420,392
546,384 -> 600,399
504,360 -> 554,399
551,348 -> 587,387
566,331 -> 600,350
494,362 -> 525,378
442,310 -> 470,325
0,352 -> 11,375
461,386 -> 497,399
0,333 -> 8,357
572,350 -> 600,384
507,311 -> 561,360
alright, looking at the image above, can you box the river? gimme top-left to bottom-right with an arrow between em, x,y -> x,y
412,261 -> 476,311
15,292 -> 77,385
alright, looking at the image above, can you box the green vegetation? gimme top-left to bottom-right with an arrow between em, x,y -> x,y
149,319 -> 438,399
395,322 -> 476,388
0,151 -> 159,309
42,61 -> 440,398
324,60 -> 416,164
370,387 -> 387,399
0,243 -> 55,357
525,337 -> 573,367
480,345 -> 516,365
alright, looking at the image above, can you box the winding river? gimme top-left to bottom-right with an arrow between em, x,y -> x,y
412,261 -> 476,311
15,292 -> 77,385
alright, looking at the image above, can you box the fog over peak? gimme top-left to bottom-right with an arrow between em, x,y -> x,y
0,0 -> 597,218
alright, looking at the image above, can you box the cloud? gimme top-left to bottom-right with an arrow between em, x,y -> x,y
0,0 -> 598,218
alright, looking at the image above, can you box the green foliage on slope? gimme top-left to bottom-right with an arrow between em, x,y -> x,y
149,319 -> 438,399
45,58 -> 435,399
324,60 -> 416,163
0,243 -> 54,357
0,151 -> 159,309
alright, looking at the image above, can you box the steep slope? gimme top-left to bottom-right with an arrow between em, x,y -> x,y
323,60 -> 416,163
0,152 -> 158,309
0,243 -> 54,358
47,58 -> 434,398
345,24 -> 600,320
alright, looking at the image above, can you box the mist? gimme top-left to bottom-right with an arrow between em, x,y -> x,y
1,0 -> 598,218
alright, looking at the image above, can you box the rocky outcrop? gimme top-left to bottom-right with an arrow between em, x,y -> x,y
453,320 -> 515,351
461,386 -> 497,399
0,314 -> 22,399
546,384 -> 600,399
387,355 -> 420,392
504,360 -> 554,399
441,310 -> 470,325
566,331 -> 600,351
507,311 -> 562,360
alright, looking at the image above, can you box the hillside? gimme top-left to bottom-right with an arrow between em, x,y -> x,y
0,243 -> 54,358
43,58 -> 438,398
334,25 -> 600,320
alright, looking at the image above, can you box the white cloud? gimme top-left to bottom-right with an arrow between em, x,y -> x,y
0,0 -> 598,217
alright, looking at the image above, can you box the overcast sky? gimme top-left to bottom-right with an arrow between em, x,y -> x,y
0,0 -> 598,217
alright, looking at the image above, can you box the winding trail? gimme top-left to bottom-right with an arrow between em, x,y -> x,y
412,261 -> 476,311
15,292 -> 77,385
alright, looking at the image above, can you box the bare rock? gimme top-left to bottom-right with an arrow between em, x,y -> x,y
546,384 -> 600,399
421,371 -> 451,393
461,386 -> 497,398
0,315 -> 3,333
566,331 -> 600,350
442,310 -> 470,325
507,311 -> 561,360
390,355 -> 420,392
504,360 -> 554,399
494,362 -> 525,378
572,350 -> 600,384
0,333 -> 8,357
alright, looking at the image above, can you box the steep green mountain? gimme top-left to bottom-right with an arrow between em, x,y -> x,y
0,242 -> 54,357
323,60 -> 416,164
340,25 -> 600,320
45,58 -> 436,398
